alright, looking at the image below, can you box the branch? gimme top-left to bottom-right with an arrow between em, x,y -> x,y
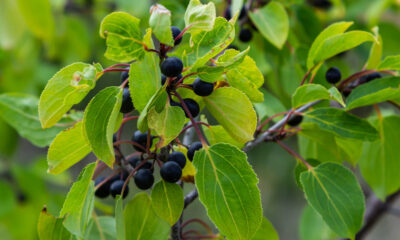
243,100 -> 320,152
184,189 -> 199,209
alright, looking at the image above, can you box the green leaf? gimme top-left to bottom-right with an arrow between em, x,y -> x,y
137,86 -> 168,132
346,77 -> 400,110
0,93 -> 74,147
378,55 -> 400,70
204,87 -> 257,143
130,29 -> 162,112
0,181 -> 15,217
84,87 -> 122,167
38,208 -> 71,240
85,216 -> 116,240
222,54 -> 264,103
16,0 -> 54,41
39,63 -> 101,128
307,21 -> 353,69
328,87 -> 346,107
359,115 -> 400,200
60,162 -> 96,237
299,205 -> 336,240
248,2 -> 289,49
193,143 -> 263,240
124,193 -> 170,240
115,196 -> 125,240
365,27 -> 382,69
250,217 -> 279,240
313,31 -> 376,64
47,121 -> 91,175
253,89 -> 286,122
188,17 -> 236,71
305,108 -> 379,141
100,12 -> 144,62
231,0 -> 243,17
292,84 -> 330,108
184,0 -> 216,34
300,163 -> 365,239
148,105 -> 186,148
149,4 -> 173,46
201,116 -> 244,149
151,181 -> 184,226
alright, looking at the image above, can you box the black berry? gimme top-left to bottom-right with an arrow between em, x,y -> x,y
168,151 -> 187,168
120,68 -> 129,83
187,141 -> 202,161
183,99 -> 200,118
94,176 -> 111,198
325,67 -> 341,84
359,72 -> 382,84
111,170 -> 130,182
307,0 -> 332,9
161,57 -> 183,77
239,6 -> 247,19
113,134 -> 117,143
170,100 -> 181,107
120,88 -> 134,113
287,115 -> 303,127
193,78 -> 214,96
128,156 -> 140,167
171,26 -> 182,45
160,161 -> 182,183
134,169 -> 154,190
239,28 -> 252,42
161,74 -> 167,85
132,130 -> 153,152
224,6 -> 232,20
110,180 -> 129,199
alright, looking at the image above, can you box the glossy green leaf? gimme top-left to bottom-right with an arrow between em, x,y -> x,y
378,55 -> 400,70
307,21 -> 353,69
39,63 -> 101,128
149,4 -> 173,46
204,87 -> 257,143
151,181 -> 184,226
184,0 -> 216,34
248,2 -> 289,49
300,163 -> 365,239
100,12 -> 144,62
250,217 -> 279,240
188,17 -> 236,71
60,162 -> 96,237
201,116 -> 244,149
365,27 -> 382,69
16,0 -> 54,41
85,216 -> 116,240
47,121 -> 91,175
328,87 -> 346,107
313,31 -> 376,64
346,77 -> 400,110
359,115 -> 400,200
137,86 -> 168,132
193,143 -> 263,240
299,205 -> 336,240
305,108 -> 379,141
292,84 -> 330,108
130,29 -> 162,112
38,208 -> 71,240
115,196 -> 125,240
84,87 -> 122,167
148,105 -> 185,148
124,193 -> 170,240
223,54 -> 264,103
0,93 -> 73,147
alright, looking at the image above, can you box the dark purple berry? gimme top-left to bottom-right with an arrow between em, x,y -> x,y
134,169 -> 154,190
132,130 -> 153,152
95,176 -> 111,198
359,72 -> 382,84
182,99 -> 200,118
168,151 -> 186,168
325,67 -> 341,84
120,88 -> 134,113
171,26 -> 182,45
193,78 -> 214,96
161,57 -> 183,77
287,115 -> 303,127
110,180 -> 129,199
187,141 -> 202,161
239,28 -> 252,42
160,161 -> 182,183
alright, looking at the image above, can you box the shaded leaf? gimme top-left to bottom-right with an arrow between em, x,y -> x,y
250,217 -> 279,240
184,0 -> 216,34
193,143 -> 263,240
149,4 -> 173,46
38,208 -> 71,240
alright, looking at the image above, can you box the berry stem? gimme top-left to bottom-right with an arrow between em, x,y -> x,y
178,122 -> 210,137
121,115 -> 139,124
94,169 -> 121,191
173,90 -> 208,146
107,63 -> 130,69
120,157 -> 151,196
256,111 -> 288,134
276,140 -> 311,169
113,140 -> 147,152
103,68 -> 129,74
120,78 -> 129,89
176,72 -> 199,85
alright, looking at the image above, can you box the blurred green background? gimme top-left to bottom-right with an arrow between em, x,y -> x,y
1,0 -> 400,239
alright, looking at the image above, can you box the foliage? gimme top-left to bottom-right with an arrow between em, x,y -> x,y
1,0 -> 400,240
